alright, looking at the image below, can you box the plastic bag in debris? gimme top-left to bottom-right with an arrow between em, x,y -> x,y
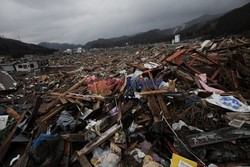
0,115 -> 8,130
210,43 -> 217,50
198,40 -> 213,51
205,94 -> 250,112
172,120 -> 203,132
9,154 -> 20,166
130,148 -> 146,163
129,121 -> 142,133
127,70 -> 142,78
119,70 -> 126,74
91,147 -> 121,167
144,62 -> 159,69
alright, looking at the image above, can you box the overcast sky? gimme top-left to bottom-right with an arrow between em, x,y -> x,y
0,0 -> 249,44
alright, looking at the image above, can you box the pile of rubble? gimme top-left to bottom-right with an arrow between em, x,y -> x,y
1,37 -> 250,167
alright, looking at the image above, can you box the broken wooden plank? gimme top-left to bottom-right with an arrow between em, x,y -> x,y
146,95 -> 161,122
176,70 -> 194,82
76,151 -> 92,167
66,97 -> 77,104
59,97 -> 68,105
93,100 -> 101,111
140,89 -> 167,95
60,140 -> 71,167
46,77 -> 86,112
7,107 -> 20,121
146,72 -> 162,122
77,124 -> 121,155
36,105 -> 64,124
157,95 -> 170,119
51,92 -> 106,101
164,49 -> 188,65
121,101 -> 134,115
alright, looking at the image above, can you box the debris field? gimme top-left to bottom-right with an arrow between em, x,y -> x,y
1,37 -> 250,167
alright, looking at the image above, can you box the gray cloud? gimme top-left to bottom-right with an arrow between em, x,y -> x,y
0,0 -> 249,44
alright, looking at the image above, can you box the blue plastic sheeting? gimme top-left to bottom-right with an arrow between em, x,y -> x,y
32,133 -> 59,149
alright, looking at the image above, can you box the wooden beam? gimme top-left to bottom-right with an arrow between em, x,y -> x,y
51,92 -> 106,101
76,151 -> 92,167
140,89 -> 167,95
164,49 -> 189,65
77,124 -> 121,155
59,97 -> 68,105
36,105 -> 64,124
146,72 -> 162,122
46,77 -> 86,112
146,95 -> 161,122
60,140 -> 71,167
157,95 -> 170,119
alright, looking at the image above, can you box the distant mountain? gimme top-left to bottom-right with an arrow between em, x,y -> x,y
183,14 -> 223,29
84,2 -> 250,48
83,13 -> 222,48
180,2 -> 250,39
213,2 -> 250,35
38,42 -> 83,51
84,30 -> 173,48
84,36 -> 130,49
161,14 -> 222,35
0,37 -> 56,58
